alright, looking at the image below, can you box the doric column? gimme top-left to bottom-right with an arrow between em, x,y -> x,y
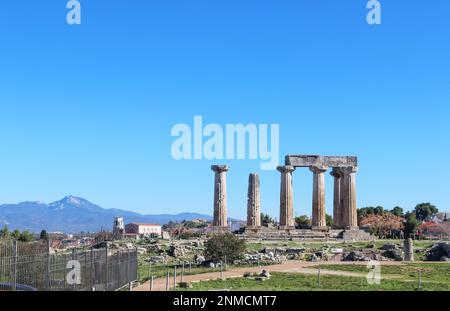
246,173 -> 261,228
330,168 -> 344,229
310,165 -> 328,229
211,165 -> 229,228
404,238 -> 414,262
342,166 -> 358,230
277,165 -> 295,229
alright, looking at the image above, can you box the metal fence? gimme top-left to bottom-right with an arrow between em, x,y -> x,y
0,240 -> 137,291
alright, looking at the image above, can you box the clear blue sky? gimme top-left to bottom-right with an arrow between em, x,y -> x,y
0,1 -> 449,220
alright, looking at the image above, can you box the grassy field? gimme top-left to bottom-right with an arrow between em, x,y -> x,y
318,263 -> 450,283
137,261 -> 272,283
177,263 -> 450,291
137,262 -> 220,282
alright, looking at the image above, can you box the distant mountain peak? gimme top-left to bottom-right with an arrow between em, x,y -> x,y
63,195 -> 83,205
50,195 -> 92,207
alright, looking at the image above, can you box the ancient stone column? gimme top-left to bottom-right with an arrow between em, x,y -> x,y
330,168 -> 344,229
404,238 -> 414,261
211,165 -> 229,228
246,173 -> 261,228
342,166 -> 358,230
310,165 -> 328,229
277,165 -> 295,229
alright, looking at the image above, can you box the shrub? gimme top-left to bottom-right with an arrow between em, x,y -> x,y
204,233 -> 246,263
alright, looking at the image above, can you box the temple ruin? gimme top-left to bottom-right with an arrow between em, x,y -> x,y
211,155 -> 371,240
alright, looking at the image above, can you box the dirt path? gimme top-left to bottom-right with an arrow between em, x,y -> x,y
133,261 -> 409,291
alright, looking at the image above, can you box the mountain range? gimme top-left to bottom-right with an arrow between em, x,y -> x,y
0,196 -> 213,233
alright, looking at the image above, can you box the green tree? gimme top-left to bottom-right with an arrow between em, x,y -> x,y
374,206 -> 385,215
18,230 -> 35,242
326,214 -> 334,227
11,229 -> 21,240
0,225 -> 9,240
390,206 -> 404,217
414,203 -> 438,222
40,229 -> 49,241
204,233 -> 246,262
404,211 -> 420,237
261,213 -> 276,227
295,215 -> 311,229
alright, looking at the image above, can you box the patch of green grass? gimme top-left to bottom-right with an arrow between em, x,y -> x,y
178,271 -> 450,291
137,263 -> 220,283
317,263 -> 450,284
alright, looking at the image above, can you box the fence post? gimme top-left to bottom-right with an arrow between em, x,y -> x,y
317,267 -> 321,288
173,265 -> 177,289
47,239 -> 51,291
72,248 -> 77,291
418,271 -> 422,290
220,261 -> 224,279
147,261 -> 152,289
150,276 -> 154,292
166,271 -> 170,291
63,253 -> 67,288
90,247 -> 95,291
189,262 -> 192,272
12,240 -> 18,291
181,262 -> 184,283
105,244 -> 109,291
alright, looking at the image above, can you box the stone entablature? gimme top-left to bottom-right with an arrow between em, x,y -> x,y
286,155 -> 357,168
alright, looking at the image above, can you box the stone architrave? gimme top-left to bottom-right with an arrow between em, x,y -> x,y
342,166 -> 358,230
277,165 -> 295,229
330,168 -> 344,229
211,165 -> 229,228
246,173 -> 261,228
310,165 -> 328,229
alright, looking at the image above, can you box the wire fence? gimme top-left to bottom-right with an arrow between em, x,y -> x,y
0,240 -> 137,291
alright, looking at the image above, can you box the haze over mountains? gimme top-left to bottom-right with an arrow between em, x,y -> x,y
0,196 -> 212,233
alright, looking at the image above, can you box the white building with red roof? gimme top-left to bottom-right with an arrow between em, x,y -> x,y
125,223 -> 162,237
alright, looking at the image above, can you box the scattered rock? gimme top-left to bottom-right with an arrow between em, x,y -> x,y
381,243 -> 399,251
136,247 -> 147,255
426,243 -> 450,261
343,251 -> 372,262
178,282 -> 193,289
260,270 -> 271,279
382,249 -> 403,261
146,255 -> 167,264
194,254 -> 206,265
168,245 -> 186,258
310,254 -> 320,262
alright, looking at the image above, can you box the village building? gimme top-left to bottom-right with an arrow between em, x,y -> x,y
125,223 -> 162,237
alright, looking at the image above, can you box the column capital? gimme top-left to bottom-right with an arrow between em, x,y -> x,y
211,165 -> 229,173
342,166 -> 358,174
277,165 -> 295,173
330,168 -> 344,178
309,165 -> 328,174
